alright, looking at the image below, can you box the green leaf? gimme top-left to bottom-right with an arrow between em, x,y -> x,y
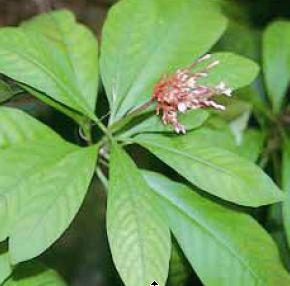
209,98 -> 256,152
197,52 -> 259,89
0,107 -> 97,263
216,6 -> 260,60
211,97 -> 252,122
22,85 -> 84,125
134,133 -> 283,206
263,21 -> 290,113
100,0 -> 227,123
119,109 -> 209,138
206,98 -> 259,152
267,203 -> 290,269
168,241 -> 189,286
176,127 -> 264,162
0,244 -> 11,285
230,87 -> 269,128
282,140 -> 290,247
0,80 -> 14,103
3,262 -> 66,285
107,143 -> 171,286
0,10 -> 98,119
229,109 -> 251,145
237,129 -> 265,162
144,171 -> 290,286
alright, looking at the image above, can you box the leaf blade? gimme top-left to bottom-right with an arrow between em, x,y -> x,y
101,0 -> 227,122
144,171 -> 290,286
0,107 -> 97,263
0,10 -> 98,119
0,244 -> 11,285
135,133 -> 283,206
197,52 -> 259,89
3,262 -> 66,286
107,143 -> 171,286
119,109 -> 209,138
0,79 -> 14,103
263,20 -> 290,113
282,140 -> 290,247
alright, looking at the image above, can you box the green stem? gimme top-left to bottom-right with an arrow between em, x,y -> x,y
259,151 -> 270,169
109,100 -> 155,134
81,122 -> 93,145
96,167 -> 108,192
127,100 -> 154,116
99,157 -> 109,168
277,123 -> 287,142
272,152 -> 281,187
91,114 -> 114,141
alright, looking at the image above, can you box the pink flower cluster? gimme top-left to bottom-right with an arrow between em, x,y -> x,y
151,54 -> 232,134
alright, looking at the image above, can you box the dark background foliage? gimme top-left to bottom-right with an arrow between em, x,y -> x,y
1,0 -> 290,285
